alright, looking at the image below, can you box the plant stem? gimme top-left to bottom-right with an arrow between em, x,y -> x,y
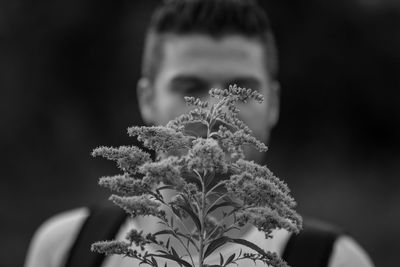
198,171 -> 207,267
166,223 -> 197,267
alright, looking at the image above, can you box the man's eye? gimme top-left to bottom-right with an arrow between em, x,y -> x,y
183,85 -> 205,95
226,79 -> 261,92
174,85 -> 207,97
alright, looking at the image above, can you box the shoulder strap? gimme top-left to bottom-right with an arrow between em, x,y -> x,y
64,205 -> 127,267
282,218 -> 342,267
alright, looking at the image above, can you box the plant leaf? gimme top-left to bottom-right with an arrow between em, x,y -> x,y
171,246 -> 178,257
224,253 -> 235,267
223,225 -> 240,235
148,254 -> 192,267
153,229 -> 180,245
206,201 -> 236,215
156,249 -> 169,254
204,236 -> 231,259
153,229 -> 175,236
176,232 -> 199,251
171,206 -> 183,220
205,180 -> 226,196
151,256 -> 158,267
177,203 -> 201,231
157,185 -> 175,191
230,238 -> 266,256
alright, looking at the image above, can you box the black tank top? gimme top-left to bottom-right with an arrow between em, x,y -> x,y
65,205 -> 342,267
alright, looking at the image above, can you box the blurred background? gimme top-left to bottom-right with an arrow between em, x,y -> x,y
1,0 -> 399,266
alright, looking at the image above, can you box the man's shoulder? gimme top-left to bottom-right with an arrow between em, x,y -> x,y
329,235 -> 374,267
37,207 -> 90,239
304,218 -> 374,267
283,217 -> 374,267
24,207 -> 90,267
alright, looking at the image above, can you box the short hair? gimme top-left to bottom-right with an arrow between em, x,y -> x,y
141,0 -> 278,82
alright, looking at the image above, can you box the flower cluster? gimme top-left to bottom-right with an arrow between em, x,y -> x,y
91,240 -> 131,256
92,146 -> 151,174
225,160 -> 302,236
92,85 -> 301,267
125,229 -> 159,250
169,194 -> 188,219
226,172 -> 293,208
110,194 -> 166,220
99,174 -> 149,196
128,126 -> 190,152
184,96 -> 209,108
235,207 -> 300,238
209,84 -> 264,104
186,138 -> 228,174
233,159 -> 291,196
241,251 -> 288,267
140,156 -> 185,189
166,110 -> 209,133
215,126 -> 268,163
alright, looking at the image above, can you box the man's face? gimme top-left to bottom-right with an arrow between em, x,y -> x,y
139,34 -> 279,163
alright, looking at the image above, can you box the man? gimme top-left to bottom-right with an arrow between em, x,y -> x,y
24,0 -> 374,266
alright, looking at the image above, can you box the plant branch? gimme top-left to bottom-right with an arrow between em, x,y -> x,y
163,222 -> 196,267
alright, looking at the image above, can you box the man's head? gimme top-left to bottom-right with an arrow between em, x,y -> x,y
137,0 -> 280,163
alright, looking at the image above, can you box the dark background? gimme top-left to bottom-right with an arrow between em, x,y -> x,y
1,0 -> 399,266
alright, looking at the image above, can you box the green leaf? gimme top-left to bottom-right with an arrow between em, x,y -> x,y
206,201 -> 236,215
156,250 -> 169,254
205,179 -> 226,195
176,232 -> 199,251
230,238 -> 266,256
148,254 -> 192,267
223,225 -> 240,233
157,185 -> 175,191
151,256 -> 158,267
171,206 -> 183,220
153,230 -> 174,250
153,229 -> 177,238
224,253 -> 235,267
171,246 -> 178,257
204,236 -> 231,259
184,128 -> 202,137
208,104 -> 215,121
177,202 -> 201,231
204,171 -> 216,189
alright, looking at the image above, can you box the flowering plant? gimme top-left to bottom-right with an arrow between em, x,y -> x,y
91,85 -> 302,267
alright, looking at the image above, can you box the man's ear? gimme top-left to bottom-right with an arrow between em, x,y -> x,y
137,77 -> 157,125
268,81 -> 280,127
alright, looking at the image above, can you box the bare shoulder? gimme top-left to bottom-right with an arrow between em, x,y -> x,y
328,235 -> 374,267
24,207 -> 89,267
